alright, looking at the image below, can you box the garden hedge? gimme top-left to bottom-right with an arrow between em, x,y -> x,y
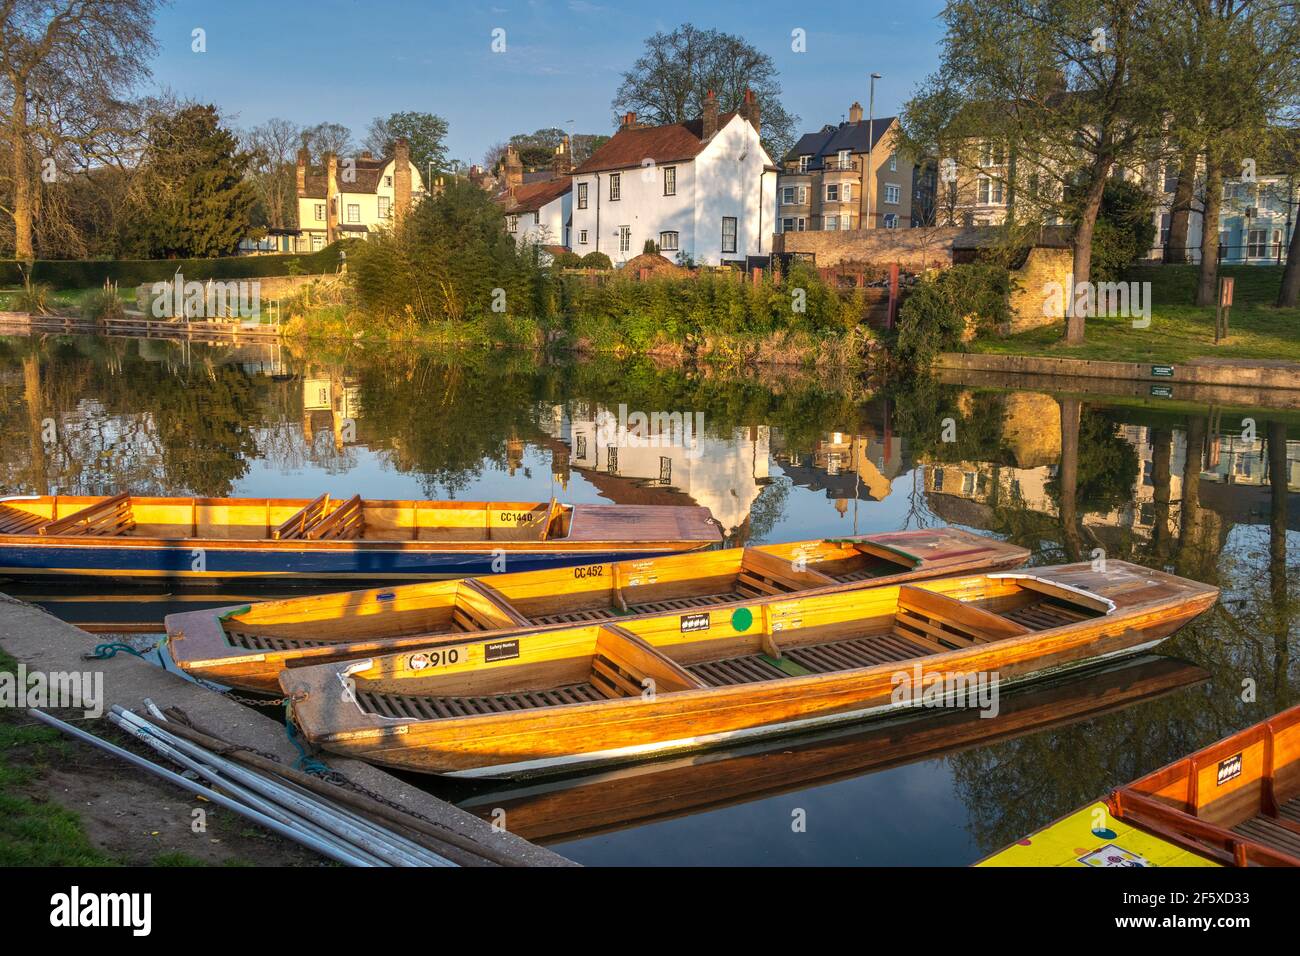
0,243 -> 346,289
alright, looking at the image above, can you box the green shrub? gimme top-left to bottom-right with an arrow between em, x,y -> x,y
550,251 -> 582,270
0,244 -> 345,290
896,264 -> 1013,368
580,251 -> 612,270
11,279 -> 52,315
81,281 -> 127,321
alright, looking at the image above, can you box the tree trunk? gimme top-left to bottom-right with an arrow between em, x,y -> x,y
1166,147 -> 1198,263
10,85 -> 35,262
1195,152 -> 1223,307
1065,169 -> 1108,344
1057,397 -> 1084,562
1278,202 -> 1300,307
1268,420 -> 1290,700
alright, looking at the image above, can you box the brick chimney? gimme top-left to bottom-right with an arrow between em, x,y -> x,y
620,112 -> 638,129
393,137 -> 412,219
552,135 -> 573,175
325,152 -> 339,243
703,90 -> 718,139
296,148 -> 309,197
741,88 -> 761,135
503,145 -> 523,193
849,101 -> 864,124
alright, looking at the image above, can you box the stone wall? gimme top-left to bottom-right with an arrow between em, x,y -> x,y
774,226 -> 961,271
1007,247 -> 1073,334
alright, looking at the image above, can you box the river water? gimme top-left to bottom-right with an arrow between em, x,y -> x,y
1,334 -> 1294,865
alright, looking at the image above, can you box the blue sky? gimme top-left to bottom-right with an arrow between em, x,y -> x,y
151,0 -> 946,163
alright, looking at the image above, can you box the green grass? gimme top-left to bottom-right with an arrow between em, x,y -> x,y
0,649 -> 118,866
0,286 -> 136,313
972,264 -> 1300,363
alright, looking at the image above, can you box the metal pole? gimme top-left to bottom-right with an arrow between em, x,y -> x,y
29,710 -> 375,867
128,704 -> 452,867
866,73 -> 881,231
108,710 -> 393,866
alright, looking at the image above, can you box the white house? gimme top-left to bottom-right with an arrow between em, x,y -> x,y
294,139 -> 425,251
498,143 -> 573,250
569,91 -> 778,266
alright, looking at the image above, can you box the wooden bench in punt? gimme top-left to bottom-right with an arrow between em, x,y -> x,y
279,560 -> 1219,779
166,528 -> 1030,692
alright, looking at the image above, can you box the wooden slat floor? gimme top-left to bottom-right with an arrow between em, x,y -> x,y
528,590 -> 751,627
1001,598 -> 1094,630
357,682 -> 605,721
1231,795 -> 1300,859
689,633 -> 933,687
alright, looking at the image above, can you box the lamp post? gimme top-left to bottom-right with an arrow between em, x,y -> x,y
866,72 -> 881,230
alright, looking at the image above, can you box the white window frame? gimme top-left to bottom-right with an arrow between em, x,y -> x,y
781,217 -> 795,232
781,185 -> 796,205
618,225 -> 631,253
346,203 -> 360,224
798,155 -> 811,172
378,196 -> 391,219
884,184 -> 900,205
507,215 -> 518,233
577,182 -> 588,209
721,216 -> 737,254
579,229 -> 588,244
884,213 -> 898,229
659,230 -> 679,251
889,153 -> 898,172
824,215 -> 838,231
842,183 -> 853,203
663,166 -> 676,196
609,173 -> 621,201
825,183 -> 839,202
314,203 -> 325,222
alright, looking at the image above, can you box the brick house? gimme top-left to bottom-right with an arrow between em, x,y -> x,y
294,139 -> 425,251
777,104 -> 915,233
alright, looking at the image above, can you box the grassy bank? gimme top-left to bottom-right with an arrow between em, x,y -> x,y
971,265 -> 1300,363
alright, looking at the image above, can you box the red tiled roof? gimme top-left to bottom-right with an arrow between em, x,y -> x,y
573,113 -> 739,174
501,176 -> 572,213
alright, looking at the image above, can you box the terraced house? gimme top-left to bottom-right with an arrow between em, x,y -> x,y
294,139 -> 426,251
777,104 -> 915,232
568,90 -> 777,266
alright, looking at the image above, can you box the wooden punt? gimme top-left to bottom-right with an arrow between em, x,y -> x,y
0,493 -> 720,584
1106,704 -> 1300,866
280,560 -> 1219,779
458,655 -> 1209,843
167,528 -> 1030,692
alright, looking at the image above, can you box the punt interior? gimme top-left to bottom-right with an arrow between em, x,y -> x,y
1112,704 -> 1300,866
219,541 -> 922,651
342,576 -> 1112,723
0,494 -> 573,543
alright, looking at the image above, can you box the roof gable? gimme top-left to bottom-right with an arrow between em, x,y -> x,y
573,113 -> 740,174
502,176 -> 572,213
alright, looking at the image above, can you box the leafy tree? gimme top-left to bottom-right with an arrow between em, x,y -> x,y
364,111 -> 449,177
612,23 -> 798,161
900,0 -> 1166,343
1070,178 -> 1156,282
126,104 -> 260,258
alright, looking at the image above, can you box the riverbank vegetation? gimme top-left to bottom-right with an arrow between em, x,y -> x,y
281,180 -> 885,366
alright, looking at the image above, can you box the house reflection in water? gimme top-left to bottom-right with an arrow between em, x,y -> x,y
922,392 -> 1300,545
539,402 -> 770,536
773,428 -> 909,518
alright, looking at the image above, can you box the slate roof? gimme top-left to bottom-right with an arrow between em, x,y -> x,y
786,117 -> 897,168
299,156 -> 397,199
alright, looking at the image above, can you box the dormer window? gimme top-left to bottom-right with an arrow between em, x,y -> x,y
836,149 -> 850,171
798,155 -> 811,172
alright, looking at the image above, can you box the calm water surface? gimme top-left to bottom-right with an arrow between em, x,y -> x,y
1,334 -> 1295,865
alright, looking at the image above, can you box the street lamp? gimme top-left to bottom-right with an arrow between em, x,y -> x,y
866,72 -> 881,230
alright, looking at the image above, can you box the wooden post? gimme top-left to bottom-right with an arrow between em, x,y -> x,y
888,262 -> 900,330
1215,276 -> 1234,343
752,266 -> 762,285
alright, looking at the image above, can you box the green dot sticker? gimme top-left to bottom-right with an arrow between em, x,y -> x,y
731,607 -> 754,632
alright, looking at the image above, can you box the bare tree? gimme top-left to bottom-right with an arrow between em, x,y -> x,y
244,117 -> 302,230
300,121 -> 353,164
0,0 -> 158,260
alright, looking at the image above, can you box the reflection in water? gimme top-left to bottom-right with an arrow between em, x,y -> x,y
1,334 -> 1296,864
